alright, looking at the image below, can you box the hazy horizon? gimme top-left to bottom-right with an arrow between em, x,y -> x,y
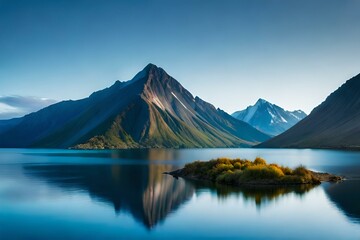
1,0 -> 360,118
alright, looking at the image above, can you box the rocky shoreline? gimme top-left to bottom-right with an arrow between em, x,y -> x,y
310,171 -> 343,183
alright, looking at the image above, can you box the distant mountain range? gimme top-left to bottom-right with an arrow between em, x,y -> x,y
0,64 -> 270,149
258,73 -> 360,149
232,99 -> 306,136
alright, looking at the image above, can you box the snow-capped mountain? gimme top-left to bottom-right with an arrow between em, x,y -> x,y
232,99 -> 307,136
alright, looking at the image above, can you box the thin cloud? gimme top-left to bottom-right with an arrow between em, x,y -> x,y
0,96 -> 57,120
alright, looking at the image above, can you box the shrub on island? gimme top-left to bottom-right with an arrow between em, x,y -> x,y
180,157 -> 321,185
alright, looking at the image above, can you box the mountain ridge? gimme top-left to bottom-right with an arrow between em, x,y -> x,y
0,63 -> 270,149
232,98 -> 306,136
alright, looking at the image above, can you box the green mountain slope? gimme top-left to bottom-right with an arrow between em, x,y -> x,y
0,64 -> 270,149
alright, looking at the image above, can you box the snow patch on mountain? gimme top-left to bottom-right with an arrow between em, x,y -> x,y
279,115 -> 287,123
290,112 -> 301,120
171,92 -> 188,110
232,99 -> 307,136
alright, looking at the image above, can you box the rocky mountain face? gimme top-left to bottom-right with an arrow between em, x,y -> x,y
0,64 -> 270,149
258,73 -> 360,149
232,99 -> 306,136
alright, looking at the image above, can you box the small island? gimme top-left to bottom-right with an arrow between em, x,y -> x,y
167,157 -> 342,186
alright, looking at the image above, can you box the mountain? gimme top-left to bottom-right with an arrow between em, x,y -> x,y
0,64 -> 270,149
232,99 -> 306,136
258,73 -> 360,149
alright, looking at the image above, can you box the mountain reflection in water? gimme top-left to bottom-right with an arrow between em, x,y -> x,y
24,164 -> 193,228
23,163 -> 325,228
324,180 -> 360,223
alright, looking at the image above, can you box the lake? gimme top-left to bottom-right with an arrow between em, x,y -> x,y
0,148 -> 359,239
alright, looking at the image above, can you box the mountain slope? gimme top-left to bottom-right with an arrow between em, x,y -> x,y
232,99 -> 306,136
0,64 -> 270,149
258,73 -> 360,149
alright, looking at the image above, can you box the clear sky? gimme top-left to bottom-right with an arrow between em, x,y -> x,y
1,0 -> 360,119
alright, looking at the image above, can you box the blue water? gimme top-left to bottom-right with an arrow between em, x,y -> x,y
0,148 -> 359,239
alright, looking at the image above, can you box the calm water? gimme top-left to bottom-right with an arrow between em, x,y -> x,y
0,148 -> 360,239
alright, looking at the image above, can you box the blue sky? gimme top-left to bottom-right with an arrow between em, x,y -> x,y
1,0 -> 360,119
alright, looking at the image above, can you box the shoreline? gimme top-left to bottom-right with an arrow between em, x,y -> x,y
165,158 -> 343,187
166,169 -> 343,186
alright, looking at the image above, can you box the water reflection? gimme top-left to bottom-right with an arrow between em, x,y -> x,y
189,179 -> 316,207
1,148 -> 359,238
24,148 -> 181,161
23,164 -> 193,228
324,180 -> 360,223
22,163 -> 328,229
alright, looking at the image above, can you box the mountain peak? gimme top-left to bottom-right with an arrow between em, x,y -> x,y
129,63 -> 168,83
144,63 -> 158,70
232,99 -> 306,136
143,63 -> 168,76
0,63 -> 270,149
255,98 -> 270,105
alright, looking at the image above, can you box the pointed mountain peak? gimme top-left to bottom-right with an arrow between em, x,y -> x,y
96,64 -> 172,99
232,99 -> 307,136
0,61 -> 270,149
139,63 -> 159,76
144,63 -> 158,70
143,63 -> 168,76
130,63 -> 170,83
255,98 -> 270,105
